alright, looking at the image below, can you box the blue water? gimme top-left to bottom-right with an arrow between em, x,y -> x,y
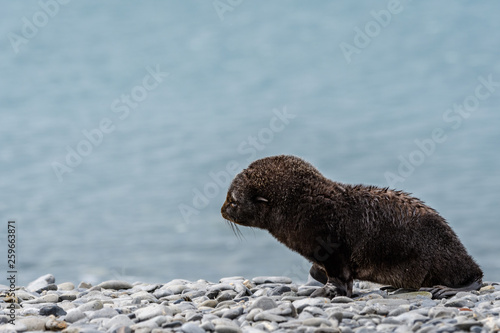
1,1 -> 499,286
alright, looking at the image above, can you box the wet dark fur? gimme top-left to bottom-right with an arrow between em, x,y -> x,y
221,155 -> 483,299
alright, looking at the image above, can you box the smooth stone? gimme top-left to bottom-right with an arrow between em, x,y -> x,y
445,299 -> 475,308
254,312 -> 288,323
393,311 -> 428,324
45,316 -> 68,330
199,299 -> 218,308
78,282 -> 92,289
292,298 -> 329,312
27,274 -> 55,292
252,276 -> 293,284
131,290 -> 159,303
103,314 -> 135,330
267,285 -> 291,296
209,284 -> 235,292
269,302 -> 297,317
222,306 -> 244,319
112,327 -> 133,333
455,320 -> 483,330
18,317 -> 47,331
429,307 -> 459,318
135,304 -> 173,321
297,287 -> 319,297
58,282 -> 75,291
162,321 -> 184,328
98,280 -> 133,290
303,306 -> 326,317
15,290 -> 37,301
251,297 -> 277,311
331,296 -> 353,303
24,293 -> 60,304
185,311 -> 203,322
200,321 -> 216,331
78,300 -> 104,312
302,317 -> 332,327
216,290 -> 237,302
181,322 -> 205,333
153,288 -> 173,298
59,291 -> 79,301
388,291 -> 432,299
40,304 -> 67,316
387,307 -> 409,317
215,324 -> 243,333
64,308 -> 86,323
366,298 -> 410,306
87,307 -> 119,319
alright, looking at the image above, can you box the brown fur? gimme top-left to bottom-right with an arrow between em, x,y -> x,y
221,155 -> 483,298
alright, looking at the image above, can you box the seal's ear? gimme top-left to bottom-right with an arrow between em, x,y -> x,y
255,196 -> 268,203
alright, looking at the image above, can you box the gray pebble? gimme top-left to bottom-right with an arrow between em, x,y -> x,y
58,282 -> 75,291
104,314 -> 135,329
87,307 -> 119,319
200,321 -> 216,331
302,317 -> 332,327
39,304 -> 67,316
222,306 -> 244,319
267,285 -> 291,296
163,320 -> 184,328
131,290 -> 159,303
18,317 -> 47,331
251,297 -> 277,311
215,324 -> 243,333
292,298 -> 328,312
135,304 -> 173,321
393,311 -> 428,324
78,300 -> 104,312
181,322 -> 205,333
429,307 -> 459,318
98,280 -> 133,290
254,312 -> 288,323
217,290 -> 237,302
330,296 -> 353,303
269,302 -> 297,317
186,311 -> 203,322
252,276 -> 293,284
26,274 -> 55,292
64,308 -> 86,323
78,281 -> 93,289
444,299 -> 475,308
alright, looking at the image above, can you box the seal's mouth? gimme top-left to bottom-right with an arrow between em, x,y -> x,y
221,199 -> 245,239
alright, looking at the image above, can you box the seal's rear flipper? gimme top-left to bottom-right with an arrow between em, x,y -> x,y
419,278 -> 482,299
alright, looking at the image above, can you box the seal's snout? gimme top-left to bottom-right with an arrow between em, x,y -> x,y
221,199 -> 230,220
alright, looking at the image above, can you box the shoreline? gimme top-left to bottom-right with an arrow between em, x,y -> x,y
1,274 -> 499,332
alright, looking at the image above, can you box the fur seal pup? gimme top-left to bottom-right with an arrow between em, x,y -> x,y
221,155 -> 483,299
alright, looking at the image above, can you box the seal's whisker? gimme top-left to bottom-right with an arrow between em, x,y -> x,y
225,220 -> 244,240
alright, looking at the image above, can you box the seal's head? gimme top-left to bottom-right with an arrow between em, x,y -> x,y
221,155 -> 323,230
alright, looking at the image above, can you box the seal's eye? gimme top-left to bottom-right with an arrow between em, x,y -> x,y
230,201 -> 237,207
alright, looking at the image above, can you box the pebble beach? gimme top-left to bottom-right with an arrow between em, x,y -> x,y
1,274 -> 500,333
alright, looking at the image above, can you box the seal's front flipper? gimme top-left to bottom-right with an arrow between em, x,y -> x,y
309,264 -> 328,284
419,278 -> 483,299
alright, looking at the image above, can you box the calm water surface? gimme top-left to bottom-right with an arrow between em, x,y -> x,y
1,1 -> 499,286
